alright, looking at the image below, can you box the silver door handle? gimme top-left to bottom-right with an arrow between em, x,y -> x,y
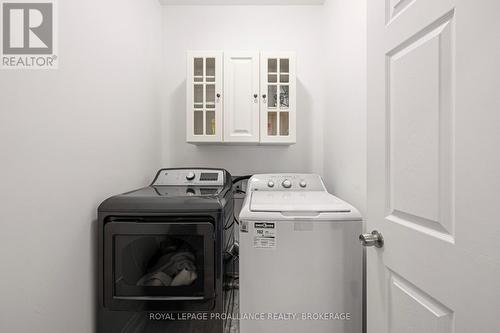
359,230 -> 384,248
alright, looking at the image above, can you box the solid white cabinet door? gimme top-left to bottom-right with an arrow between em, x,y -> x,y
260,52 -> 296,144
367,0 -> 500,332
223,51 -> 260,143
186,51 -> 223,143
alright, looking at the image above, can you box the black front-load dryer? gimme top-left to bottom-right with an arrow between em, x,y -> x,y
97,168 -> 233,333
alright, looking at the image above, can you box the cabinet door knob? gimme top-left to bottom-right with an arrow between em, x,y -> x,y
216,93 -> 221,98
262,94 -> 267,99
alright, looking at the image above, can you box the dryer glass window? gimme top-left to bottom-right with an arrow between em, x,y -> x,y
113,234 -> 206,298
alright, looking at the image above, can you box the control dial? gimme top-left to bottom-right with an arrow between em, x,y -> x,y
267,181 -> 275,188
299,181 -> 307,188
282,179 -> 292,188
186,171 -> 196,181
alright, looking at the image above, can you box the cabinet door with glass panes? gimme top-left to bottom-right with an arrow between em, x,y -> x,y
186,51 -> 223,142
260,52 -> 296,144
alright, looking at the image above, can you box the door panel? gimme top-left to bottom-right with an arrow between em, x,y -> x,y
387,14 -> 454,239
367,0 -> 500,332
223,51 -> 260,142
388,272 -> 453,333
387,0 -> 416,23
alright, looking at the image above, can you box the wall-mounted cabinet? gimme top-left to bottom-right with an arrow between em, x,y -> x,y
186,51 -> 296,144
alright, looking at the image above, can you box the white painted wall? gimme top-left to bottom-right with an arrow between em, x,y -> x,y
161,5 -> 325,176
0,0 -> 162,332
322,0 -> 367,215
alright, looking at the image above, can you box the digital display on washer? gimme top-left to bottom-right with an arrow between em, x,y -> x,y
200,173 -> 219,181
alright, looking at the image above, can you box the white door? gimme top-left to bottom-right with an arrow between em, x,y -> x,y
223,51 -> 260,142
260,52 -> 296,144
186,51 -> 223,143
367,0 -> 500,332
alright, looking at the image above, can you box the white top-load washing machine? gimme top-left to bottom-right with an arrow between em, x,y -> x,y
239,174 -> 363,333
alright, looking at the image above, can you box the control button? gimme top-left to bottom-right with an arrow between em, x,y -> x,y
267,181 -> 275,188
186,172 -> 196,181
282,179 -> 292,188
299,181 -> 307,188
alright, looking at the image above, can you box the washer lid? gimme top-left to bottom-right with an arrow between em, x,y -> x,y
250,191 -> 352,212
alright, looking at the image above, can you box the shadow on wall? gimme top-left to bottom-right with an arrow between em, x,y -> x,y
163,79 -> 316,175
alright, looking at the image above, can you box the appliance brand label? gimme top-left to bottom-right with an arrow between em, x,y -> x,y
253,222 -> 276,248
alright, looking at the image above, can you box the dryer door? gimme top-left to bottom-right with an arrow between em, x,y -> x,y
103,221 -> 215,310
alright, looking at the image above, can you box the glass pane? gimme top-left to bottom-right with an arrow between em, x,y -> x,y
194,111 -> 203,135
206,58 -> 215,77
194,84 -> 203,106
268,112 -> 277,136
194,58 -> 203,77
280,112 -> 289,136
206,77 -> 215,82
280,58 -> 289,73
268,58 -> 277,73
280,74 -> 289,83
268,74 -> 277,83
206,111 -> 215,135
206,84 -> 215,104
280,85 -> 289,109
268,85 -> 277,108
114,235 -> 205,297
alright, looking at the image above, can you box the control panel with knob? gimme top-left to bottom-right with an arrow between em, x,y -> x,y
246,174 -> 326,192
152,169 -> 224,186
